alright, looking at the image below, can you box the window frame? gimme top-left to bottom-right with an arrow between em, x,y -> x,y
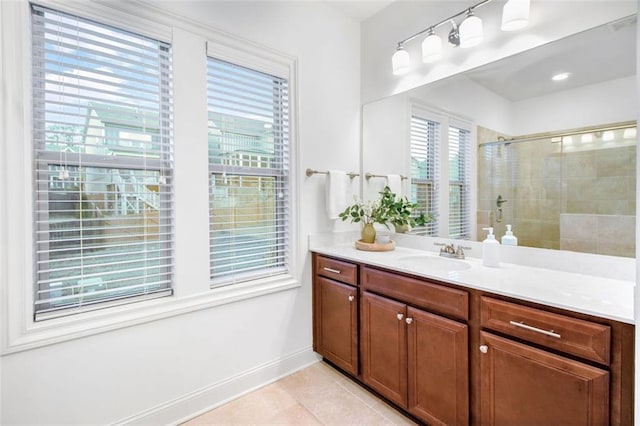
31,4 -> 175,320
447,123 -> 472,239
409,102 -> 476,240
409,113 -> 440,236
0,0 -> 299,354
206,56 -> 291,288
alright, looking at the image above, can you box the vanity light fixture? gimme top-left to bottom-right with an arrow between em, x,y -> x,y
501,0 -> 530,31
391,0 -> 530,74
459,10 -> 484,48
392,44 -> 411,75
602,131 -> 615,141
552,72 -> 571,81
422,28 -> 443,63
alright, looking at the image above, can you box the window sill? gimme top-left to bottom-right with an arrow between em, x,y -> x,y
2,274 -> 300,355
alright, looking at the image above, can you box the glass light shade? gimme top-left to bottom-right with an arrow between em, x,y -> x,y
459,14 -> 483,48
392,47 -> 411,75
422,33 -> 442,63
501,0 -> 530,31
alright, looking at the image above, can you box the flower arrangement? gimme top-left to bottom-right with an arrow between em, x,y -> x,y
339,186 -> 433,243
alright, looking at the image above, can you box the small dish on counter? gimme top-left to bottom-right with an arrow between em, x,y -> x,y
355,239 -> 395,252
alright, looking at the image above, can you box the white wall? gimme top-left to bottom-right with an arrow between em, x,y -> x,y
0,1 -> 361,424
512,75 -> 637,134
362,0 -> 637,104
361,95 -> 409,201
410,76 -> 514,134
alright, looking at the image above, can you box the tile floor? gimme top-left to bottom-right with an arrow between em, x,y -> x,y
183,361 -> 417,425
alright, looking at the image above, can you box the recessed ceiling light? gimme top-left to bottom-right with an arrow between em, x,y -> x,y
623,128 -> 636,139
581,134 -> 593,143
552,72 -> 571,81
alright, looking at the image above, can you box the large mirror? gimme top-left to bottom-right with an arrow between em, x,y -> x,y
362,15 -> 637,258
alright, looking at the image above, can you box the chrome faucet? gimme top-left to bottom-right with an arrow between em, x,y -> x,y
439,243 -> 466,260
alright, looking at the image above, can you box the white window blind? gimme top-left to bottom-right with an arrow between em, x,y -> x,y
410,115 -> 439,236
207,57 -> 289,287
448,125 -> 471,239
32,5 -> 174,320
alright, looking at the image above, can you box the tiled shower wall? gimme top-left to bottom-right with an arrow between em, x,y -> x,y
477,125 -> 636,257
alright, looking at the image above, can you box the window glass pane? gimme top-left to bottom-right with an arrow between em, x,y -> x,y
207,57 -> 289,287
209,174 -> 285,282
448,126 -> 470,239
32,5 -> 173,319
36,166 -> 172,312
410,115 -> 439,236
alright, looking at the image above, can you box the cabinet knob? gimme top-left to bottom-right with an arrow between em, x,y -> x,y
405,317 -> 413,324
397,313 -> 404,321
348,295 -> 355,302
479,345 -> 488,354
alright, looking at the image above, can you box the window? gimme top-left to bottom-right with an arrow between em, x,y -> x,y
448,125 -> 471,239
31,5 -> 174,319
410,107 -> 472,239
410,115 -> 439,236
206,57 -> 289,287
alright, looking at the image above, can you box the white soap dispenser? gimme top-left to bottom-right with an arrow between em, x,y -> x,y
501,224 -> 518,246
482,227 -> 500,267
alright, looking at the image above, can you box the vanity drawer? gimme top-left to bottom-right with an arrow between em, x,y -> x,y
481,297 -> 611,365
362,266 -> 468,321
316,255 -> 358,286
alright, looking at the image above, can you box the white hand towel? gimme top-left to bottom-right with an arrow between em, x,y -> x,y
386,174 -> 402,197
326,170 -> 349,220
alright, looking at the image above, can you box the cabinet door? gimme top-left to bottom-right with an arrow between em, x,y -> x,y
480,331 -> 609,426
314,277 -> 358,375
361,291 -> 408,407
407,307 -> 468,426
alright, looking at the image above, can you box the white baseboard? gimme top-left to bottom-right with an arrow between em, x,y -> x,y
114,346 -> 320,425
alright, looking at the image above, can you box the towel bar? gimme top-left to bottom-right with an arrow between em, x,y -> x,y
365,172 -> 408,180
305,168 -> 359,179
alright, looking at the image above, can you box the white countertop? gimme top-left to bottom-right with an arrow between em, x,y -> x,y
311,240 -> 635,325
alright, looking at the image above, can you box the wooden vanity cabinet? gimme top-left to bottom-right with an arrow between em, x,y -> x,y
478,296 -> 614,425
361,268 -> 469,426
312,255 -> 359,375
311,252 -> 634,425
479,331 -> 609,426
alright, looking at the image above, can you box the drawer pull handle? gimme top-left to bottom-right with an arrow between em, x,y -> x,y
397,313 -> 404,321
348,295 -> 355,302
323,267 -> 341,274
509,321 -> 561,338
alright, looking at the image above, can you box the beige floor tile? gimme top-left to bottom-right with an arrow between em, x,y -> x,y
264,403 -> 322,425
291,381 -> 391,425
335,377 -> 382,409
371,401 -> 418,426
184,362 -> 414,426
186,382 -> 297,425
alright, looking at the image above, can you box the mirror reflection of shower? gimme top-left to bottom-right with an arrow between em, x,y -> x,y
478,121 -> 636,258
496,194 -> 508,222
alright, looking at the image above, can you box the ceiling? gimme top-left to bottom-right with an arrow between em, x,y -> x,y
464,14 -> 637,102
324,0 -> 394,22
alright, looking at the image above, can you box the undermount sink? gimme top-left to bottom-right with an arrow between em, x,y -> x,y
397,255 -> 471,272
